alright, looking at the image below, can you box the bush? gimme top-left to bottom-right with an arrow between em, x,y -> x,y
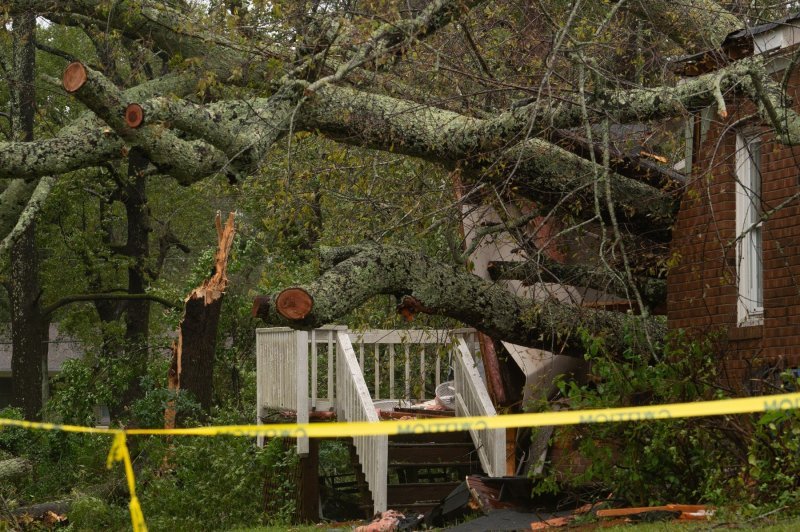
531,329 -> 800,509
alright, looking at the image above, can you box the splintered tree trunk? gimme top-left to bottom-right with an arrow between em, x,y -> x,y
167,212 -> 235,419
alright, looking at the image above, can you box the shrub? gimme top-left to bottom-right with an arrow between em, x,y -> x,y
531,328 -> 800,509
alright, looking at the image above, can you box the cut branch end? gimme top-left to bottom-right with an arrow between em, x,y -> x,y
62,62 -> 87,93
275,288 -> 313,320
125,103 -> 145,128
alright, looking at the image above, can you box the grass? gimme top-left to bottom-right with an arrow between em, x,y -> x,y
601,517 -> 800,531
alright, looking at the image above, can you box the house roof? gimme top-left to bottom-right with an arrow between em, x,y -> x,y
671,12 -> 800,76
0,324 -> 82,375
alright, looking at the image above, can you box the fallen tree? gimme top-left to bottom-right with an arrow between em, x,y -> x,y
252,244 -> 664,358
2,0 -> 798,401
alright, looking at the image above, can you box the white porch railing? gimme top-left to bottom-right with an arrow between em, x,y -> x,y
335,331 -> 388,512
255,328 -> 309,454
255,326 -> 496,513
454,337 -> 505,477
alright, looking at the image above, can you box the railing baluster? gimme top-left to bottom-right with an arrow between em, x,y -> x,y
389,343 -> 395,400
328,330 -> 334,405
419,345 -> 425,400
374,343 -> 380,399
435,348 -> 441,388
404,343 -> 410,400
311,330 -> 318,409
453,337 -> 503,477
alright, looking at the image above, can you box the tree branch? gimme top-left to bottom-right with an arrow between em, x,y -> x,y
252,244 -> 665,357
626,0 -> 741,53
62,63 -> 231,183
487,259 -> 667,309
42,292 -> 180,317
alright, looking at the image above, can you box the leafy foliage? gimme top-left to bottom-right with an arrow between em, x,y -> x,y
532,329 -> 800,510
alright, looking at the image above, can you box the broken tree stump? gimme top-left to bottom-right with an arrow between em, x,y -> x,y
166,212 -> 235,423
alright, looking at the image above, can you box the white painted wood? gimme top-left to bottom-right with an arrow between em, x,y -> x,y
419,346 -> 425,400
335,331 -> 388,513
348,329 -> 467,344
311,329 -> 317,409
404,344 -> 410,400
374,343 -> 380,399
389,343 -> 395,400
454,337 -> 505,477
296,330 -> 309,455
257,325 -> 495,507
255,328 -> 309,453
328,331 -> 335,406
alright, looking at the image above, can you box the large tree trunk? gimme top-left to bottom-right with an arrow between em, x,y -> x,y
10,223 -> 49,420
8,10 -> 49,420
123,153 -> 152,344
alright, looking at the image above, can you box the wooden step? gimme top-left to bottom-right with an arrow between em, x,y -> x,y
389,431 -> 473,444
388,442 -> 477,464
388,461 -> 478,469
387,482 -> 461,505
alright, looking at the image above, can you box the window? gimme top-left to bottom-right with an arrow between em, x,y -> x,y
735,133 -> 763,325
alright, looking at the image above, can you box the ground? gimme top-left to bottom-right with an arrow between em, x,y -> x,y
235,514 -> 800,530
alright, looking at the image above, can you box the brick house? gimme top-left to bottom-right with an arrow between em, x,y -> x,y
669,15 -> 800,393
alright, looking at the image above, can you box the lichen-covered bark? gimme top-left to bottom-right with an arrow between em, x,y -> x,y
487,259 -> 667,309
12,0 -> 268,84
133,91 -> 296,173
0,177 -> 55,257
66,64 -> 232,183
626,0 -> 741,53
0,71 -> 195,183
300,84 -> 678,234
253,245 -> 665,357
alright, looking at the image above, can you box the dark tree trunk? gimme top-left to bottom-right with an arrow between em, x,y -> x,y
124,150 -> 152,345
120,149 -> 152,405
9,10 -> 49,420
10,223 -> 48,420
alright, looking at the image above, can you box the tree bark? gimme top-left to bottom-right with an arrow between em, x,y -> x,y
10,222 -> 49,420
168,212 -> 236,415
0,457 -> 32,481
8,10 -> 49,421
487,259 -> 667,309
123,150 -> 153,347
626,0 -> 741,53
253,245 -> 665,358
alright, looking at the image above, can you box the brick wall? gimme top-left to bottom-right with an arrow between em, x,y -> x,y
667,66 -> 800,393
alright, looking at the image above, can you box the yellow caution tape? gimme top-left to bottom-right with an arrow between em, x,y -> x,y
2,390 -> 799,531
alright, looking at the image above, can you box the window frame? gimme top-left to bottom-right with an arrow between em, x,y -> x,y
734,132 -> 764,326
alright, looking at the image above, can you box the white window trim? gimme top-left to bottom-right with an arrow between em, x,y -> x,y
735,133 -> 764,326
